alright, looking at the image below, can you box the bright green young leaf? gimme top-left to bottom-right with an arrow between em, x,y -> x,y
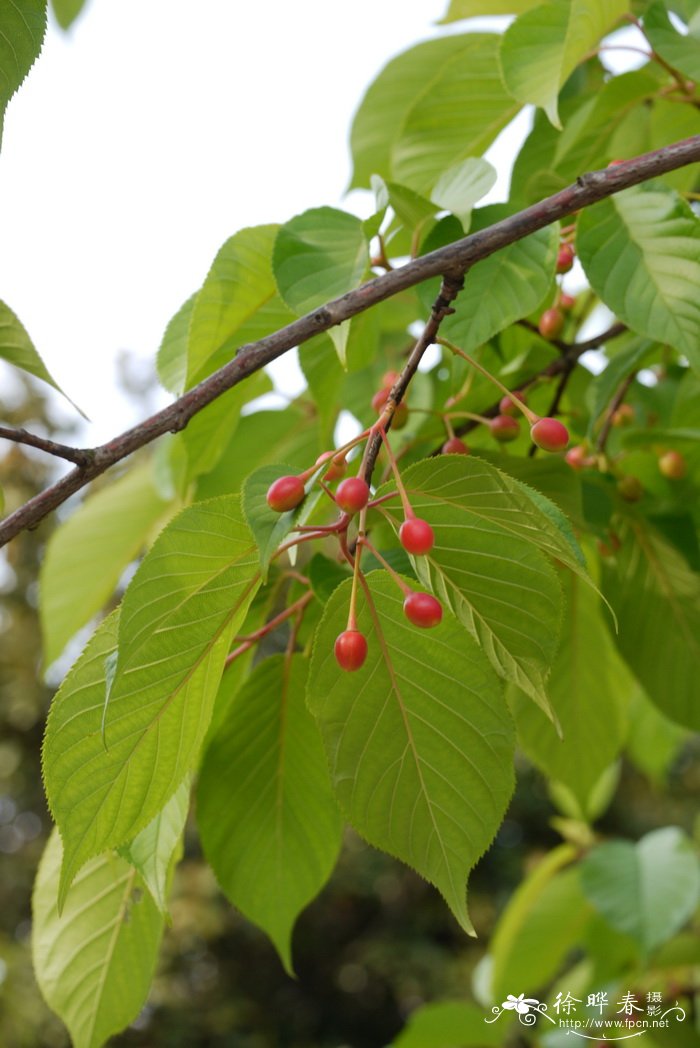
273,208 -> 369,365
0,300 -> 78,410
44,497 -> 261,901
431,157 -> 497,229
392,1000 -> 505,1047
488,844 -> 592,1000
32,829 -> 163,1048
511,571 -> 631,810
603,520 -> 700,730
577,184 -> 700,372
186,225 -> 294,387
645,1 -> 700,81
308,572 -> 515,934
378,456 -> 590,715
499,0 -> 629,128
39,463 -> 171,667
0,0 -> 46,146
580,828 -> 700,955
350,34 -> 519,193
419,209 -> 558,353
50,0 -> 90,30
119,779 -> 189,915
440,0 -> 541,20
198,655 -> 342,974
382,179 -> 439,241
156,293 -> 195,396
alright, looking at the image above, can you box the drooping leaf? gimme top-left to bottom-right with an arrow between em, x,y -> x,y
43,497 -> 261,902
39,463 -> 171,667
308,572 -> 515,934
499,0 -> 629,128
644,1 -> 700,81
0,0 -> 46,146
418,208 -> 558,354
392,1000 -> 506,1047
488,845 -> 592,1001
350,34 -> 519,193
0,300 -> 79,410
580,828 -> 700,956
603,520 -> 700,730
32,829 -> 163,1048
50,0 -> 90,30
377,457 -> 597,715
577,183 -> 700,373
198,656 -> 342,974
273,208 -> 369,365
186,225 -> 294,387
511,571 -> 631,810
119,779 -> 189,915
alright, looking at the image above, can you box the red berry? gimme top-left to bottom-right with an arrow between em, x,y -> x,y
617,475 -> 643,502
538,308 -> 564,340
372,387 -> 390,414
559,292 -> 576,311
659,450 -> 686,480
489,415 -> 520,443
403,591 -> 443,629
399,517 -> 434,556
499,391 -> 526,416
441,436 -> 469,455
565,445 -> 588,470
316,451 -> 347,482
530,417 -> 569,452
381,370 -> 400,388
336,477 -> 370,514
556,244 -> 575,274
266,474 -> 305,513
334,630 -> 368,671
612,403 -> 634,427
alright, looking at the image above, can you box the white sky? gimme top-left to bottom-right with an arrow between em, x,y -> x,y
0,2 -> 640,446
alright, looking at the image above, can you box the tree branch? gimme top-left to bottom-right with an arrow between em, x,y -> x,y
1,136 -> 699,547
0,426 -> 93,467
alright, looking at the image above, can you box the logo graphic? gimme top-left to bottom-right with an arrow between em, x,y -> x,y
485,990 -> 688,1041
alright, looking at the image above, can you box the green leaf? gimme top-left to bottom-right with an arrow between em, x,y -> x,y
298,335 -> 344,445
580,828 -> 700,956
431,157 -> 497,229
186,225 -> 294,387
0,0 -> 46,146
499,0 -> 629,128
586,337 -> 656,441
649,98 -> 700,194
440,0 -> 541,21
420,208 -> 558,354
511,571 -> 632,810
243,464 -> 321,581
273,208 -> 368,364
43,496 -> 261,902
181,369 -> 272,481
119,779 -> 189,915
645,1 -> 700,81
32,829 -> 163,1048
488,844 -> 592,1001
350,34 -> 519,193
392,1000 -> 505,1047
50,0 -> 90,30
308,553 -> 351,604
156,294 -> 195,396
378,457 -> 589,716
603,520 -> 700,730
0,300 -> 79,410
625,686 -> 689,786
39,463 -> 171,667
198,656 -> 342,974
308,572 -> 515,934
577,183 -> 700,372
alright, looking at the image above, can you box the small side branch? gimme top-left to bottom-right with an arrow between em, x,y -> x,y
0,426 -> 94,467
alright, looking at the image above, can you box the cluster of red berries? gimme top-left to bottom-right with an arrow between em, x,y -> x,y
485,390 -> 570,452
